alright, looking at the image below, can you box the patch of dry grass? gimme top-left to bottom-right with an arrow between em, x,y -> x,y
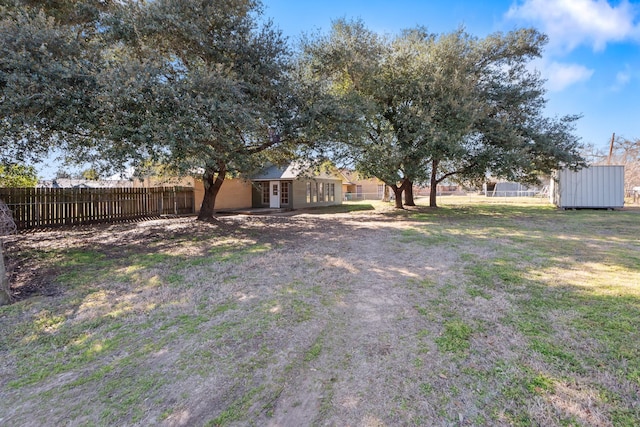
1,198 -> 639,426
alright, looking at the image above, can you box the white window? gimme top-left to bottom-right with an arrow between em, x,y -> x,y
281,182 -> 289,205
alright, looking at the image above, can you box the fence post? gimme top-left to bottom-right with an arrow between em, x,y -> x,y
173,187 -> 178,215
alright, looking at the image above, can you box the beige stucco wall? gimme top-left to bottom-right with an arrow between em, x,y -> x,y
291,180 -> 307,208
192,179 -> 253,212
138,176 -> 252,212
342,183 -> 356,196
351,178 -> 383,200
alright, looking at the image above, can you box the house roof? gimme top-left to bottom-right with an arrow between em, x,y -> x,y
339,170 -> 385,185
339,170 -> 358,184
251,163 -> 341,181
251,164 -> 299,180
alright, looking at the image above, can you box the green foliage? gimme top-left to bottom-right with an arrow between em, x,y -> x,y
0,164 -> 38,187
419,382 -> 433,396
304,336 -> 324,362
207,386 -> 265,426
302,20 -> 584,207
80,168 -> 99,180
0,1 -> 105,164
1,1 -> 320,218
525,373 -> 555,394
98,0 -> 306,217
435,320 -> 473,352
0,2 -> 586,215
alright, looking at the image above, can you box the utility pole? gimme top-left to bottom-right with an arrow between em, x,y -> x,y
607,132 -> 615,165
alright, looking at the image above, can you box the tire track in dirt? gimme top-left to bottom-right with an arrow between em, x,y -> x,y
266,217 -> 452,426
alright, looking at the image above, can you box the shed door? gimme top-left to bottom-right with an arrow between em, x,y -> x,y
269,181 -> 280,208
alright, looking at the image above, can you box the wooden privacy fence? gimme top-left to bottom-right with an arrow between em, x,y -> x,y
0,187 -> 195,230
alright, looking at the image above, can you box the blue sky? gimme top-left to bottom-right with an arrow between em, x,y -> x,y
263,0 -> 640,154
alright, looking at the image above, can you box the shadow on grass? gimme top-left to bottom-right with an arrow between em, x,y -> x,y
2,198 -> 640,425
292,202 -> 376,215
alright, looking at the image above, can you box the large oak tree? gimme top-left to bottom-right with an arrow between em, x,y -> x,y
103,0 -> 300,219
0,0 -> 109,164
302,20 -> 584,208
1,0 -> 322,219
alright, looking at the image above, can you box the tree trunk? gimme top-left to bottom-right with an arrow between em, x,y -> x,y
390,179 -> 410,209
391,185 -> 404,208
0,242 -> 11,306
404,179 -> 415,206
429,159 -> 439,208
197,163 -> 227,221
382,184 -> 390,202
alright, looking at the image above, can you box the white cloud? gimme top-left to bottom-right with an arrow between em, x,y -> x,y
611,66 -> 632,91
533,59 -> 594,91
616,69 -> 631,85
506,0 -> 640,52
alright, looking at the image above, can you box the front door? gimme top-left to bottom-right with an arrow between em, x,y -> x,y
269,181 -> 280,208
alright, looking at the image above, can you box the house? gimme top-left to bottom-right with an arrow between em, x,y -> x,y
340,170 -> 385,200
164,163 -> 344,212
38,163 -> 344,214
249,163 -> 343,209
339,170 -> 463,200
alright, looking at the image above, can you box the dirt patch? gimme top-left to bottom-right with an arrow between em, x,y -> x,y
1,204 -> 639,426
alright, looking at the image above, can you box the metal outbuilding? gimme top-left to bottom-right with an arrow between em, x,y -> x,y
484,181 -> 540,197
550,165 -> 624,209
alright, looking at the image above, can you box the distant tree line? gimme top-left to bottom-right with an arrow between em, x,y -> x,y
584,136 -> 640,194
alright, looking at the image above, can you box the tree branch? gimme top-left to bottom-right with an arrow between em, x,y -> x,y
434,161 -> 478,184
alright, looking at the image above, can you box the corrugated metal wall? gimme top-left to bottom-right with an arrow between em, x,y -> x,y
551,166 -> 624,208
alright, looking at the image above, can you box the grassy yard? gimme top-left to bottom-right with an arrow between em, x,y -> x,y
1,197 -> 639,426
